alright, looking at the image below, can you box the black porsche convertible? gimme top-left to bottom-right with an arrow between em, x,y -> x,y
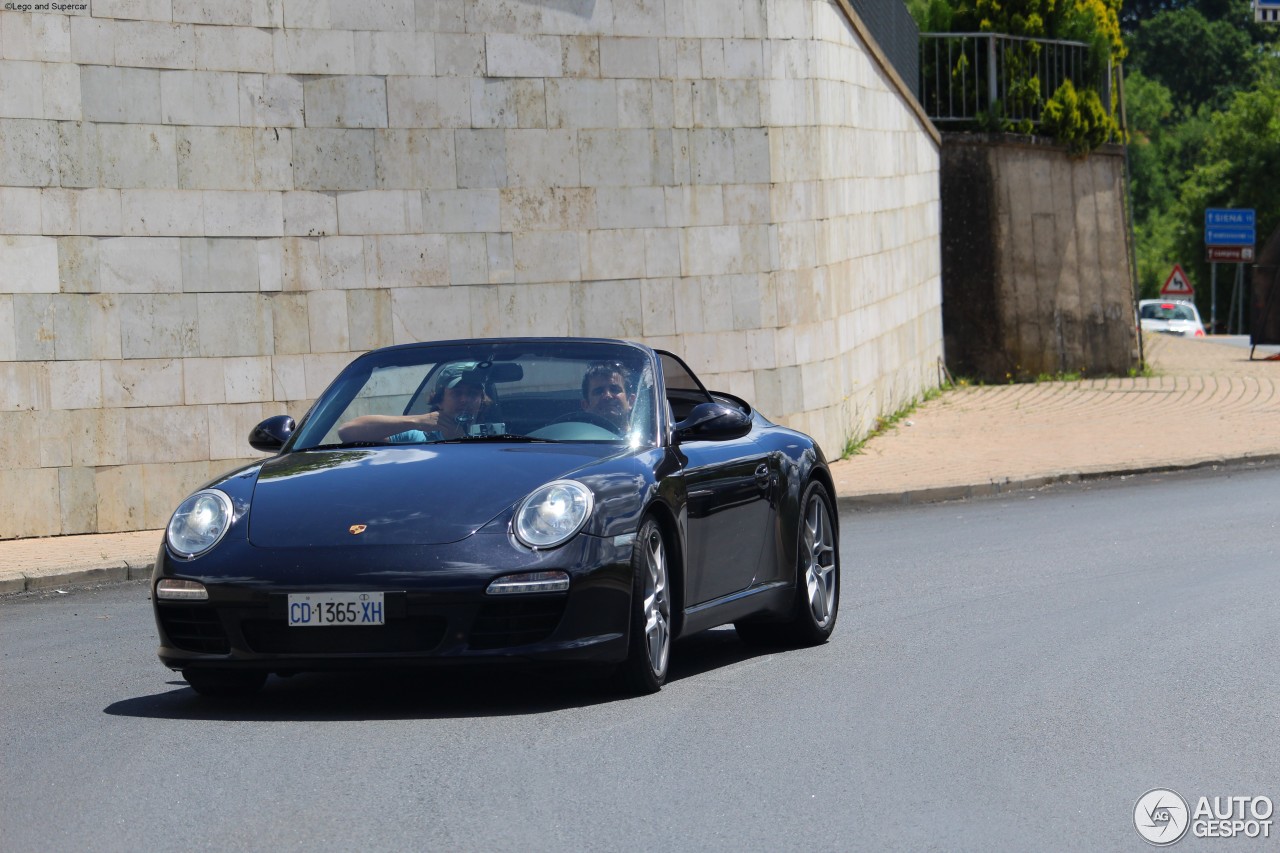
152,337 -> 840,696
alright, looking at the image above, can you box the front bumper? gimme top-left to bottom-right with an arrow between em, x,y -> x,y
152,532 -> 633,673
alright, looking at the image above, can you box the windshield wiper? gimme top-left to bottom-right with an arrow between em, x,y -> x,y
303,441 -> 392,450
433,434 -> 556,444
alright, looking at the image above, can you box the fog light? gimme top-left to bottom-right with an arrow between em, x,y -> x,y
156,579 -> 209,600
486,570 -> 570,595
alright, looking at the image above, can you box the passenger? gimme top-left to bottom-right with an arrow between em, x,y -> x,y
580,361 -> 636,431
337,363 -> 487,443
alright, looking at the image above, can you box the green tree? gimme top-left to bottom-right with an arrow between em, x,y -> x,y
1121,0 -> 1276,302
1127,94 -> 1218,296
1172,59 -> 1280,312
1127,8 -> 1255,114
1123,68 -> 1175,132
908,0 -> 955,31
1120,0 -> 1249,30
1134,209 -> 1183,297
1124,71 -> 1213,225
1121,0 -> 1189,30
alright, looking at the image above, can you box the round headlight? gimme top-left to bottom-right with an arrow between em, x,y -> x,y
513,480 -> 594,549
166,489 -> 234,559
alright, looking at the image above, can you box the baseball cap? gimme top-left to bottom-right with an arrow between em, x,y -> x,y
434,362 -> 486,393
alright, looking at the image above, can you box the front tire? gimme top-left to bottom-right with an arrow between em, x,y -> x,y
735,480 -> 839,646
183,669 -> 267,698
617,516 -> 672,694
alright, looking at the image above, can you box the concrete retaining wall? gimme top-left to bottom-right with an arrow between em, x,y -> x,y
0,0 -> 942,538
940,135 -> 1136,381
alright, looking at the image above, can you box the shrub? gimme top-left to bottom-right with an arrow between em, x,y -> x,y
1042,79 -> 1119,154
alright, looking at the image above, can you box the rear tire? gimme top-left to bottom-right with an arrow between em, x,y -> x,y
735,480 -> 839,647
183,669 -> 267,698
616,516 -> 671,695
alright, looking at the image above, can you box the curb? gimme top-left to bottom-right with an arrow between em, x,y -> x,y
834,453 -> 1280,511
0,561 -> 154,597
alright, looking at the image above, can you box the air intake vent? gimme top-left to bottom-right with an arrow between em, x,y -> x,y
469,599 -> 565,650
157,605 -> 230,654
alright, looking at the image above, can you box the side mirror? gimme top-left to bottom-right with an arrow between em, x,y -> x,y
674,402 -> 752,443
249,415 -> 295,453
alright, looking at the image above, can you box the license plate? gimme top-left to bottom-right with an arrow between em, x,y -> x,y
287,592 -> 385,627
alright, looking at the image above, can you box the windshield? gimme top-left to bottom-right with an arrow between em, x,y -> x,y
1141,302 -> 1197,322
289,340 -> 658,451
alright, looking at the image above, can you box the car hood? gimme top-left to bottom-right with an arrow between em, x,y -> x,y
247,444 -> 623,547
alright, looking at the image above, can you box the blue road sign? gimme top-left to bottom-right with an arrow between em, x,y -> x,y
1206,208 -> 1255,227
1206,225 -> 1256,246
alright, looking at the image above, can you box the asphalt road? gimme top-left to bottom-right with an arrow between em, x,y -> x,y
2,466 -> 1278,852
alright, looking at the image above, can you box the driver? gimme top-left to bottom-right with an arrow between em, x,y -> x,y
580,361 -> 636,431
338,363 -> 488,442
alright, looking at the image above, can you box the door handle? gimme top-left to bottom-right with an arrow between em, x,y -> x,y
754,463 -> 770,488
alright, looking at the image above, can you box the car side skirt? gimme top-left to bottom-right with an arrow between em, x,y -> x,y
679,580 -> 792,636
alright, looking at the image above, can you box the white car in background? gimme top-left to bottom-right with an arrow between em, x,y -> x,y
1138,299 -> 1206,337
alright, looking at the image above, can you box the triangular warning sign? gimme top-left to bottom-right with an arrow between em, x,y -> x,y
1160,264 -> 1194,297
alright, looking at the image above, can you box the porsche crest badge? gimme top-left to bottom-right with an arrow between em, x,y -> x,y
348,524 -> 367,535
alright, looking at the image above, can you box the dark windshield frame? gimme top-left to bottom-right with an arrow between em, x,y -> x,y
285,339 -> 659,452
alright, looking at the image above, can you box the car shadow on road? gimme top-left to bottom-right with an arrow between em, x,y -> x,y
102,626 -> 788,722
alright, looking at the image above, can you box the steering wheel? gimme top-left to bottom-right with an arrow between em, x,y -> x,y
547,410 -> 625,435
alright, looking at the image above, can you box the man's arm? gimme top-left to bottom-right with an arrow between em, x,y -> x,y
337,412 -> 440,442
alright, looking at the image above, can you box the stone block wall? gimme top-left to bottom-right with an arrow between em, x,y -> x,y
0,0 -> 942,538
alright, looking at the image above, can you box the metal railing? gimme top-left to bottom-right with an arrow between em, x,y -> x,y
919,32 -> 1110,126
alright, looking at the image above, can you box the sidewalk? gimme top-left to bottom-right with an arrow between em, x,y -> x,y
830,333 -> 1280,503
4,333 -> 1279,595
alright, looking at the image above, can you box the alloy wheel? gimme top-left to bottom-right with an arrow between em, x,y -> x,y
803,493 -> 837,627
642,523 -> 670,676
